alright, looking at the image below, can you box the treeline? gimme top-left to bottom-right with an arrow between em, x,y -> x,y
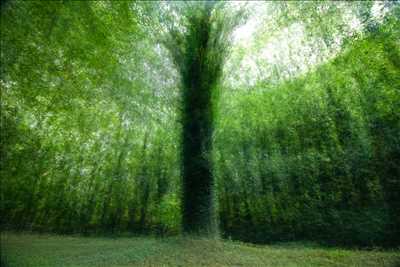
215,14 -> 400,246
1,2 -> 399,247
1,1 -> 182,236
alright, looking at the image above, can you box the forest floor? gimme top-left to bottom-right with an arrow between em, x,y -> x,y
1,232 -> 399,267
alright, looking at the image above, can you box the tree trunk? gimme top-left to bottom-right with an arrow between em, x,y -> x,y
164,2 -> 239,236
181,68 -> 217,235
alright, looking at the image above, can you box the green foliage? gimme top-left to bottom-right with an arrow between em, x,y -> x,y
1,1 -> 399,247
215,14 -> 400,246
1,1 -> 180,236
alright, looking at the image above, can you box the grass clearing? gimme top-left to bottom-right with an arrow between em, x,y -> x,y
1,232 -> 399,267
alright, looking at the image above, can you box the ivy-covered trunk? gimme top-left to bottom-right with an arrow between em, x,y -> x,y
163,2 -> 236,236
180,5 -> 218,236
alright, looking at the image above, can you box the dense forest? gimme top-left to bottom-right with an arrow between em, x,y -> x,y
1,0 -> 399,249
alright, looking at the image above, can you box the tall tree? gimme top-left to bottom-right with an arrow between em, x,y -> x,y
163,2 -> 242,235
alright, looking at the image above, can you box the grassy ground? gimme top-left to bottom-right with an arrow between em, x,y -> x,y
1,232 -> 399,267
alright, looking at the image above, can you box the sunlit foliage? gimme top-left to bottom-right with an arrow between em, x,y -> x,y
1,1 -> 399,246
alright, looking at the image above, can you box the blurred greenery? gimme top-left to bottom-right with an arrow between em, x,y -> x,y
1,0 -> 399,249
